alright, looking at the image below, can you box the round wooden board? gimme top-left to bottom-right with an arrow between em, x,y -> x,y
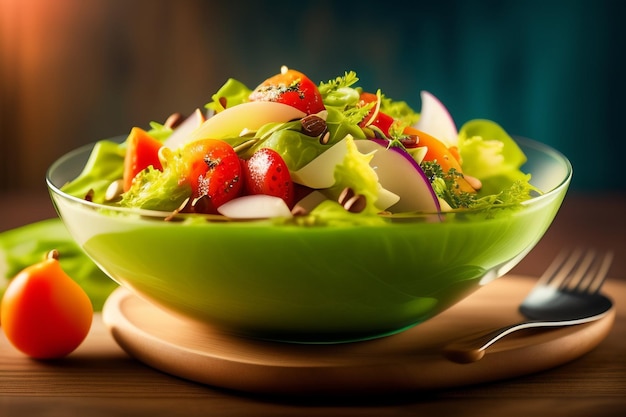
102,275 -> 617,395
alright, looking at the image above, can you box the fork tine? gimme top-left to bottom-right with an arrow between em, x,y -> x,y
537,248 -> 582,289
567,249 -> 597,292
578,251 -> 614,294
535,248 -> 613,295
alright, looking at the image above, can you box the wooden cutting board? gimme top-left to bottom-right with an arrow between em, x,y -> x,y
101,275 -> 616,395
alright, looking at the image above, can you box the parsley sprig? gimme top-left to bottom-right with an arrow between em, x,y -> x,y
421,161 -> 476,209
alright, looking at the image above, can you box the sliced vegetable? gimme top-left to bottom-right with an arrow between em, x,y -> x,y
357,91 -> 396,135
123,127 -> 163,192
413,90 -> 459,148
184,101 -> 305,146
162,108 -> 207,150
404,126 -> 476,194
355,139 -> 440,213
217,195 -> 292,219
292,137 -> 400,211
291,138 -> 352,189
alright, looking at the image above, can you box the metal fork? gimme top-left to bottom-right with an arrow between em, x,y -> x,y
443,249 -> 614,363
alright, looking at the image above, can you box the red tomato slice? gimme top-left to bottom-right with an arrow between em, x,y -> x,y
249,67 -> 325,115
181,139 -> 243,213
242,148 -> 294,208
123,127 -> 164,192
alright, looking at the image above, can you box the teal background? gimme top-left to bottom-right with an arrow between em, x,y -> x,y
219,0 -> 623,193
1,0 -> 623,193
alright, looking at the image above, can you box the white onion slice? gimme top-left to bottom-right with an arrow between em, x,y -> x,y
355,140 -> 440,213
291,138 -> 350,188
413,91 -> 458,148
166,101 -> 306,149
163,108 -> 206,149
217,195 -> 292,219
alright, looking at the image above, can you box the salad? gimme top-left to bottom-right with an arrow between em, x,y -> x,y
61,66 -> 538,224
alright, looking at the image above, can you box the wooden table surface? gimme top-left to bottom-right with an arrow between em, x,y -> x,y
1,190 -> 625,417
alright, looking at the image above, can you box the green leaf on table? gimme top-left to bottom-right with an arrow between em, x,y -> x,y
0,218 -> 117,311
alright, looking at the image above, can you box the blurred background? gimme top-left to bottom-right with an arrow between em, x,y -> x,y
1,0 -> 624,196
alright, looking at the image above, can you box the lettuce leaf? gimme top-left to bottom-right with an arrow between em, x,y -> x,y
205,78 -> 253,113
60,140 -> 125,203
458,119 -> 530,196
324,136 -> 382,215
379,94 -> 419,126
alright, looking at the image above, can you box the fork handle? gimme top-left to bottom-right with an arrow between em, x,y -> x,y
441,323 -> 531,363
442,317 -> 604,364
443,313 -> 609,364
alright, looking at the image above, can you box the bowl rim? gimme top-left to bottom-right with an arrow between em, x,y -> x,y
46,136 -> 573,221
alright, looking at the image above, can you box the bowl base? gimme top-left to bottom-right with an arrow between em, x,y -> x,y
101,275 -> 616,396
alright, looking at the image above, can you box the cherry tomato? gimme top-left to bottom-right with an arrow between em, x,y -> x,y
242,148 -> 294,207
1,250 -> 93,359
180,139 -> 243,213
249,67 -> 326,115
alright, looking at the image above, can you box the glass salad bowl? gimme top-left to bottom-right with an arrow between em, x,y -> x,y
46,137 -> 571,343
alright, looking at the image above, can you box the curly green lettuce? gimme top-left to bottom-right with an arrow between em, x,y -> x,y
120,147 -> 191,212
